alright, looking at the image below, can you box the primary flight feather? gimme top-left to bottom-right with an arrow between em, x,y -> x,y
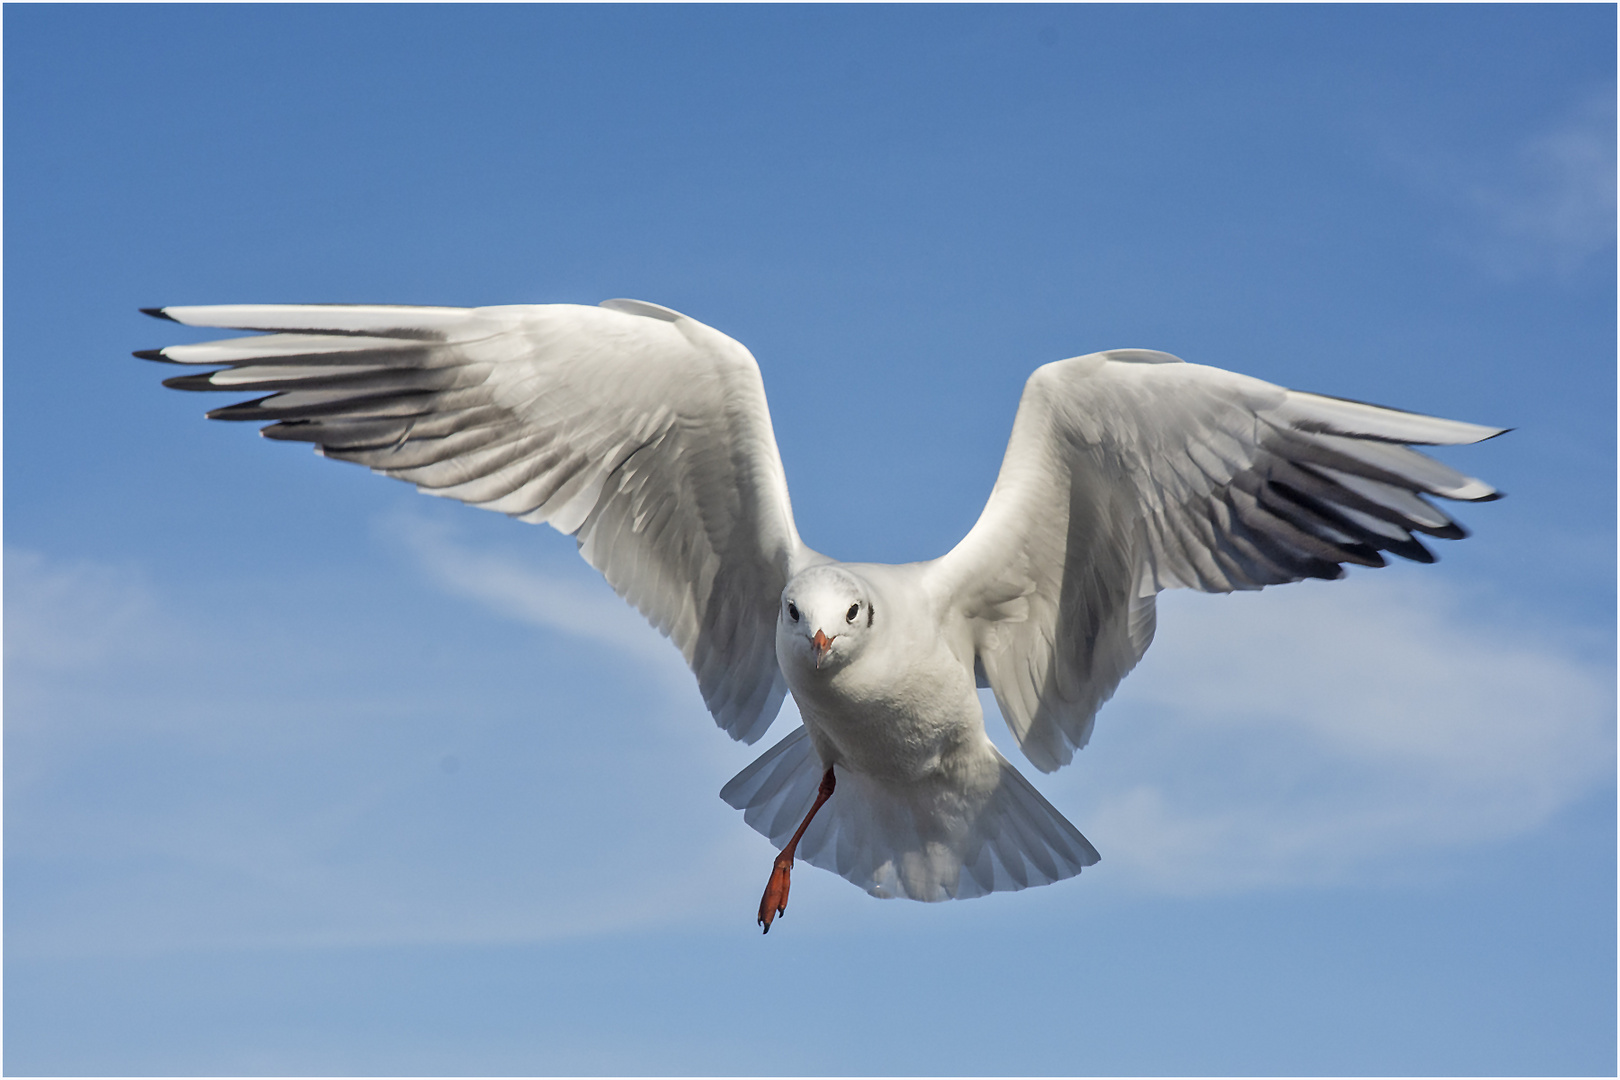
137,299 -> 1503,931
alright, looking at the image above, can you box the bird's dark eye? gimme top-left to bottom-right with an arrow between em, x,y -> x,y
787,602 -> 799,623
847,603 -> 860,623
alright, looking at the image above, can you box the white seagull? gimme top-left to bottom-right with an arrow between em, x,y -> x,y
137,299 -> 1503,932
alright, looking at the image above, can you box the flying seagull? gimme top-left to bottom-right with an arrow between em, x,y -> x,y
136,299 -> 1503,932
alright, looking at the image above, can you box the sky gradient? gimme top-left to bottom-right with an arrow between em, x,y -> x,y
6,5 -> 1615,1075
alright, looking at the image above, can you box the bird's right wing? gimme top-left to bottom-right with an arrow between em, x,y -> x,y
139,299 -> 815,743
929,349 -> 1504,773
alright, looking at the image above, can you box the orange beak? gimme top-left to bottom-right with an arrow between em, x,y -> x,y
811,629 -> 834,668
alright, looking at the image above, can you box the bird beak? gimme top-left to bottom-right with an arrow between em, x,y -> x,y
811,629 -> 835,668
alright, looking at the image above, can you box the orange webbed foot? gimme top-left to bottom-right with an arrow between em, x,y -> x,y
757,852 -> 794,933
755,766 -> 835,936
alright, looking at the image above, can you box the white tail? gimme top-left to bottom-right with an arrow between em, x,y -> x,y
721,726 -> 1099,901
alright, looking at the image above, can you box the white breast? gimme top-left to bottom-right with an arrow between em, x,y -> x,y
779,562 -> 987,784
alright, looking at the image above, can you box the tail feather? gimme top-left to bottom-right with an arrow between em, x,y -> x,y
721,726 -> 1098,902
718,726 -> 821,843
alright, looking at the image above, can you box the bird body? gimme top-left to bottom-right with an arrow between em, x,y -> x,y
137,298 -> 1503,923
779,562 -> 979,786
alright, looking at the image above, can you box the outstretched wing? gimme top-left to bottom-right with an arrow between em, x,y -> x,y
138,300 -> 814,743
928,349 -> 1504,773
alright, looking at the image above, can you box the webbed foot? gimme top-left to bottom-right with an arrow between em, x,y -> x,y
758,852 -> 794,933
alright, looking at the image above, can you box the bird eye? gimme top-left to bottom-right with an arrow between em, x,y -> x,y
787,602 -> 799,623
847,603 -> 860,623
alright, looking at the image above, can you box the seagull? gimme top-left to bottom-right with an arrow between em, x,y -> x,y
136,299 -> 1503,932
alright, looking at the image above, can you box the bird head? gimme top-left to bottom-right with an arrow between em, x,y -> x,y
778,565 -> 876,673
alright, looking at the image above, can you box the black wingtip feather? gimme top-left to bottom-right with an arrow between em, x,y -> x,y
205,396 -> 276,421
132,349 -> 169,362
162,371 -> 222,391
1422,521 -> 1468,541
260,421 -> 317,442
1401,538 -> 1437,564
1272,479 -> 1449,565
139,307 -> 177,322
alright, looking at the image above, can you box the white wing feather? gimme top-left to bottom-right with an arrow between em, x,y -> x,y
141,301 -> 815,743
931,349 -> 1504,773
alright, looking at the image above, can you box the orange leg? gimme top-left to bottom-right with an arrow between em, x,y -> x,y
757,766 -> 836,934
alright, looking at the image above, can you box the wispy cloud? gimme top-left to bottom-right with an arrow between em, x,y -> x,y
10,542 -> 1613,960
1040,576 -> 1616,894
5,549 -> 171,673
389,519 -> 1617,896
384,510 -> 688,679
6,543 -> 762,958
1468,91 -> 1616,277
1390,88 -> 1617,279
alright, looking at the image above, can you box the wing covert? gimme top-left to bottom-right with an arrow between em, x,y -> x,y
931,349 -> 1504,772
139,301 -> 813,743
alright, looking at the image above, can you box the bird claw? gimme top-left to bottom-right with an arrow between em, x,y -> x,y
755,767 -> 834,935
757,854 -> 793,933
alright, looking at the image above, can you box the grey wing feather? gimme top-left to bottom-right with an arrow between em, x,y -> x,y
140,301 -> 814,743
931,349 -> 1504,773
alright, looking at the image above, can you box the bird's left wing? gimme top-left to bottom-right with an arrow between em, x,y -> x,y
139,300 -> 813,743
928,349 -> 1504,773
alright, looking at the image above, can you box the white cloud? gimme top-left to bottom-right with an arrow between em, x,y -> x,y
384,510 -> 690,683
1392,88 -> 1617,278
5,542 -> 768,958
1466,91 -> 1616,275
4,548 -> 171,673
387,521 -> 1616,897
9,542 -> 1612,959
1038,576 -> 1616,894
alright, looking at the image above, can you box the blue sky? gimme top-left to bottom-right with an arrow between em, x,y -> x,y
5,4 -> 1614,1075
